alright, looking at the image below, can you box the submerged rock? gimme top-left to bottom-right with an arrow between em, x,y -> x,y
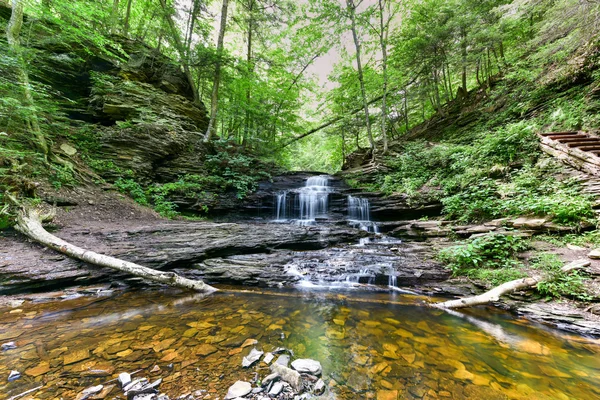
225,381 -> 252,399
1,342 -> 16,351
75,385 -> 103,400
7,370 -> 20,382
119,372 -> 132,388
275,354 -> 290,367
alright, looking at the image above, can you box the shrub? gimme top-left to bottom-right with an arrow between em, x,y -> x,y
530,253 -> 592,300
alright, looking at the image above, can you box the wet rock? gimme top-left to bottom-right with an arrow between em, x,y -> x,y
90,384 -> 116,399
1,341 -> 16,351
291,359 -> 322,376
119,372 -> 132,388
195,344 -> 218,356
270,363 -> 302,392
275,354 -> 290,367
64,348 -> 90,365
589,249 -> 600,259
123,378 -> 149,393
75,385 -> 103,400
262,373 -> 279,386
8,370 -> 20,382
224,381 -> 252,399
263,352 -> 274,364
346,370 -> 369,392
268,381 -> 284,396
313,379 -> 326,395
242,348 -> 264,368
241,338 -> 258,348
25,361 -> 50,377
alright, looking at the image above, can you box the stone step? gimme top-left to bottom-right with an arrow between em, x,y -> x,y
540,131 -> 580,137
556,137 -> 594,143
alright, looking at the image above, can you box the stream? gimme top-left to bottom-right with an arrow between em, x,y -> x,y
1,288 -> 599,399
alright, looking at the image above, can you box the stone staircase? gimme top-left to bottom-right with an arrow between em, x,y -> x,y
538,131 -> 600,218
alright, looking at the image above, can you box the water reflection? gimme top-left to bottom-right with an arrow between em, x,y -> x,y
0,288 -> 599,399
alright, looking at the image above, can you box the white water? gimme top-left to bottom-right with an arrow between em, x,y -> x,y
273,176 -> 331,224
347,195 -> 379,233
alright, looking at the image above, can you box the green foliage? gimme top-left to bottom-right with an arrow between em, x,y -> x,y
440,234 -> 529,272
49,165 -> 76,190
114,178 -> 148,206
529,253 -> 592,301
439,234 -> 530,286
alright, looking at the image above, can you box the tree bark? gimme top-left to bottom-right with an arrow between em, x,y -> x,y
346,0 -> 375,153
7,0 -> 50,160
15,207 -> 217,293
204,0 -> 229,141
124,0 -> 133,36
378,0 -> 389,154
159,0 -> 200,104
434,278 -> 538,309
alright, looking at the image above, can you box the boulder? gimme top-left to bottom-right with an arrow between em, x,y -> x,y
291,359 -> 322,376
225,381 -> 252,399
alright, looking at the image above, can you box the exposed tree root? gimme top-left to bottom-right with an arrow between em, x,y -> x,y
13,204 -> 217,293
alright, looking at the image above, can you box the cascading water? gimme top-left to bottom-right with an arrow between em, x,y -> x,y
298,176 -> 330,223
273,176 -> 331,224
347,195 -> 379,233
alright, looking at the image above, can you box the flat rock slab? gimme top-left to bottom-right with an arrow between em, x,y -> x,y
225,381 -> 252,399
291,359 -> 322,376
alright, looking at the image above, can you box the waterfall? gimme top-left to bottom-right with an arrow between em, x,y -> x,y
275,192 -> 288,221
273,175 -> 331,224
347,195 -> 379,233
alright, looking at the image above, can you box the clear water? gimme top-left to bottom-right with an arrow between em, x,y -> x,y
1,288 -> 599,399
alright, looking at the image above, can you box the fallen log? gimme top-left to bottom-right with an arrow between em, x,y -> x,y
434,277 -> 539,309
434,259 -> 591,309
14,206 -> 217,293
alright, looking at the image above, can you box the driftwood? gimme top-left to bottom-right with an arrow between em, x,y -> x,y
434,277 -> 539,309
435,259 -> 591,309
14,206 -> 217,293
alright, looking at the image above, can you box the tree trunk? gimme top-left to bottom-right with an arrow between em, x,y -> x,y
434,278 -> 538,309
460,26 -> 467,95
7,0 -> 50,160
204,0 -> 229,141
15,207 -> 217,293
243,0 -> 255,146
159,0 -> 200,104
123,0 -> 133,36
347,0 -> 375,153
378,0 -> 388,154
110,0 -> 120,33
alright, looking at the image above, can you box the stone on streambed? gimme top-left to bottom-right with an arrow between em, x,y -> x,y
225,381 -> 252,399
275,354 -> 290,367
268,381 -> 285,396
119,372 -> 132,388
270,363 -> 302,392
314,379 -> 326,395
262,373 -> 279,387
2,341 -> 17,351
291,359 -> 322,376
242,348 -> 264,368
263,352 -> 274,364
75,385 -> 103,400
8,370 -> 20,382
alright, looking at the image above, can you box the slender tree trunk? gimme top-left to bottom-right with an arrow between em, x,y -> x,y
204,0 -> 229,141
7,0 -> 50,160
159,0 -> 200,104
243,0 -> 255,146
403,87 -> 409,132
110,0 -> 120,33
123,0 -> 133,36
378,0 -> 389,154
460,26 -> 467,96
346,0 -> 375,154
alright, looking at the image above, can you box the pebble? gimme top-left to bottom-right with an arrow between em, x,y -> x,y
119,372 -> 132,388
1,342 -> 17,351
8,370 -> 21,382
314,379 -> 326,395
